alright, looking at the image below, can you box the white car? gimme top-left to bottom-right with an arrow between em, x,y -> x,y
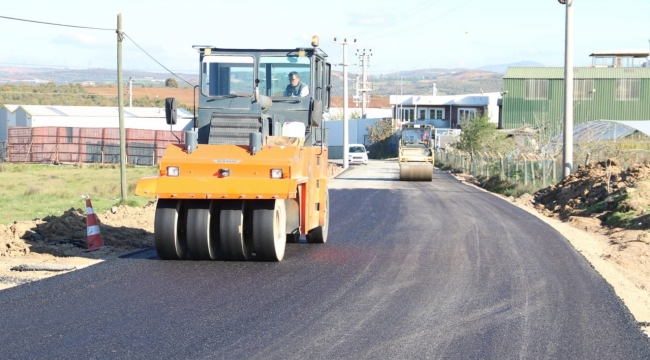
348,144 -> 369,165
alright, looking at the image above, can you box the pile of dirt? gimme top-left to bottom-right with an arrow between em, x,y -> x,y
534,159 -> 650,228
0,201 -> 156,258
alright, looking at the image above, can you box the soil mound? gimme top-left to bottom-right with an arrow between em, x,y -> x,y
534,159 -> 650,227
0,201 -> 156,258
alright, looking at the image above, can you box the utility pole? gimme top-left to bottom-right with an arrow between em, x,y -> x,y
560,0 -> 574,178
335,37 -> 355,169
356,49 -> 372,118
117,14 -> 127,201
129,77 -> 133,107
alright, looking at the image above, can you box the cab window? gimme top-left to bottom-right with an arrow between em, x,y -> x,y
259,56 -> 310,98
202,55 -> 254,97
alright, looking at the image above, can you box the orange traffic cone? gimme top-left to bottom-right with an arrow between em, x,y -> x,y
83,196 -> 104,252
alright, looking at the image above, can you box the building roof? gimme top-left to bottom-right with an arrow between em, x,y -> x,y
504,67 -> 650,79
589,50 -> 650,57
330,96 -> 390,108
0,104 -> 193,118
389,92 -> 501,106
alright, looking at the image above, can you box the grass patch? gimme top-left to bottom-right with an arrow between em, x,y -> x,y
605,211 -> 636,228
475,176 -> 541,198
0,163 -> 158,225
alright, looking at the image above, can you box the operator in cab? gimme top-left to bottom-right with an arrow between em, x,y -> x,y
284,71 -> 310,97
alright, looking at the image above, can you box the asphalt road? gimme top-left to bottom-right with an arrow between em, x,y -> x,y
1,160 -> 649,359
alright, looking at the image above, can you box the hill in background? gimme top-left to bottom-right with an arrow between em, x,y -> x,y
1,61 -> 545,104
475,61 -> 545,74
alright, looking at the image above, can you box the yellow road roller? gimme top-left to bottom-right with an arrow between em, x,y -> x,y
135,38 -> 331,262
398,124 -> 434,181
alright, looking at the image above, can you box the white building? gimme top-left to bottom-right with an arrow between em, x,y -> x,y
0,104 -> 194,142
389,92 -> 501,128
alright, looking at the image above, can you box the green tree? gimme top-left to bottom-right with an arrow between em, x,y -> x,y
454,114 -> 515,158
165,78 -> 178,88
366,118 -> 397,158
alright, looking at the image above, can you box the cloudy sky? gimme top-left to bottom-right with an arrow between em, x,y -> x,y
1,0 -> 648,75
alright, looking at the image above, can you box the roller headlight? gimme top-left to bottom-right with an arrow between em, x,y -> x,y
271,169 -> 283,179
167,166 -> 179,177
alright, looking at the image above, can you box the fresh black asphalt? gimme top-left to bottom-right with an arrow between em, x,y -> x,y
0,161 -> 649,359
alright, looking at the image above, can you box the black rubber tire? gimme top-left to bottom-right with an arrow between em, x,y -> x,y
306,190 -> 329,244
219,200 -> 251,261
186,200 -> 220,260
252,200 -> 287,261
154,199 -> 188,260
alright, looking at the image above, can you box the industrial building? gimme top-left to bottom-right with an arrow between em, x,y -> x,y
500,50 -> 650,134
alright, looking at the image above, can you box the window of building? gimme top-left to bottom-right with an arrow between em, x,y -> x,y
458,108 -> 477,122
574,79 -> 594,100
430,108 -> 445,119
418,109 -> 426,120
616,79 -> 640,101
525,79 -> 548,100
400,109 -> 415,121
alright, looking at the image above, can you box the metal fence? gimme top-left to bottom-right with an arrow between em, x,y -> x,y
435,148 -> 650,191
435,150 -> 561,189
7,127 -> 185,165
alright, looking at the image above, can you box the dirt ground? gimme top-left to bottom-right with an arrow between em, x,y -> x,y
0,163 -> 344,290
84,87 -> 196,107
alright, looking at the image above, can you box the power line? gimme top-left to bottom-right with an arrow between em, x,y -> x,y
0,15 -> 197,86
0,15 -> 114,31
0,62 -> 197,73
122,33 -> 196,87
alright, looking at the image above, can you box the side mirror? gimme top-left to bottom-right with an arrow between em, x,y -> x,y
165,97 -> 177,125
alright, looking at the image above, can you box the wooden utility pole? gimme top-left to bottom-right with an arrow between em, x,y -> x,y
117,13 -> 127,201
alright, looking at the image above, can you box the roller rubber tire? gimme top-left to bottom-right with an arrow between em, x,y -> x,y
252,200 -> 287,261
154,199 -> 188,260
306,190 -> 329,244
186,200 -> 220,260
219,200 -> 251,261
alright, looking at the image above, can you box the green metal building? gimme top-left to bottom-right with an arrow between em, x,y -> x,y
501,66 -> 650,135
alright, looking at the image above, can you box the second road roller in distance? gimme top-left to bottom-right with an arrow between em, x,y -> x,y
135,37 -> 332,262
398,124 -> 434,181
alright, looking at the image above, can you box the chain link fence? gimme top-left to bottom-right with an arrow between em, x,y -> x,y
435,147 -> 650,192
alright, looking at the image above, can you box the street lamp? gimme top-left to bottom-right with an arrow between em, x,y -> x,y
560,0 -> 574,178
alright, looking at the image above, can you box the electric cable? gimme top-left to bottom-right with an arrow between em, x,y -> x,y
0,15 -> 114,31
122,33 -> 196,88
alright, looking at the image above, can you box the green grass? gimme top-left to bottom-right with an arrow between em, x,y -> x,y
0,164 -> 158,225
605,210 -> 636,228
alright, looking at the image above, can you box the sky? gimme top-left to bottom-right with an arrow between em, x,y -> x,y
1,0 -> 649,76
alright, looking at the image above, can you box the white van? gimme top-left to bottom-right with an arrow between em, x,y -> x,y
348,144 -> 368,165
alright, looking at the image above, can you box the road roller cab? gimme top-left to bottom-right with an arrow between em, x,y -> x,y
398,123 -> 434,181
135,37 -> 332,262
